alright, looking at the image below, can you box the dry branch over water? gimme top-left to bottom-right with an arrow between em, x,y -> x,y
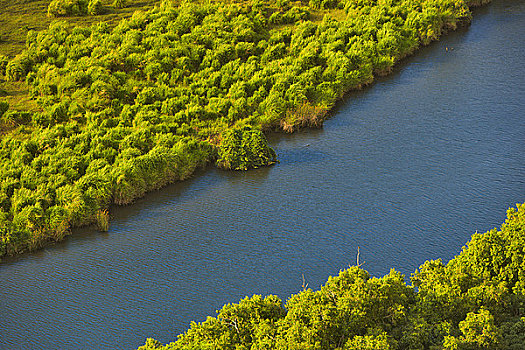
136,204 -> 525,350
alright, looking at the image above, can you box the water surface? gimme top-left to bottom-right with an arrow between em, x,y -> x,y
1,1 -> 524,349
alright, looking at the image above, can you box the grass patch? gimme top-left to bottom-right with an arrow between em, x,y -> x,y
309,7 -> 347,22
0,79 -> 39,111
0,0 -> 158,122
0,0 -> 158,57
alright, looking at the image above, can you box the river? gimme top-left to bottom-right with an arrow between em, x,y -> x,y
1,1 -> 524,349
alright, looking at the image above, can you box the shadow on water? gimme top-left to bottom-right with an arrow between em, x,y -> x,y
110,165 -> 219,220
266,123 -> 325,144
1,1 -> 524,349
267,128 -> 331,167
276,146 -> 330,167
0,8 -> 486,267
320,23 -> 476,133
0,164 -> 220,265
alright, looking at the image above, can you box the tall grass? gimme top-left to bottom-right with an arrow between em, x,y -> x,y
96,209 -> 109,232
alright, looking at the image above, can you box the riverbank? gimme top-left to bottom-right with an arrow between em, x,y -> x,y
135,203 -> 525,350
0,0 -> 489,258
2,0 -> 524,346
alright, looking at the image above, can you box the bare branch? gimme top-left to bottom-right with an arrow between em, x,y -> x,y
356,246 -> 366,267
302,274 -> 309,290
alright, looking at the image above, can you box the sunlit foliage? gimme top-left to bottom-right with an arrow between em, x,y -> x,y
0,0 -> 482,256
137,204 -> 525,350
217,125 -> 277,170
47,0 -> 104,17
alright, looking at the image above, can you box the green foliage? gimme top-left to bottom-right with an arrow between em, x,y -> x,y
443,308 -> 500,349
47,0 -> 89,17
87,0 -> 104,15
309,0 -> 341,10
1,110 -> 32,126
113,0 -> 126,9
46,0 -> 103,17
269,6 -> 310,25
136,204 -> 525,350
95,209 -> 109,231
344,333 -> 391,349
0,55 -> 9,76
500,317 -> 525,349
0,101 -> 9,119
217,126 -> 277,170
174,295 -> 286,350
5,54 -> 32,81
276,267 -> 412,349
137,338 -> 163,350
0,0 -> 484,257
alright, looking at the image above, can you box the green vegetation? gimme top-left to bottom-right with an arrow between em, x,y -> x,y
0,0 -> 158,57
0,0 -> 485,257
47,0 -> 94,17
95,208 -> 109,231
217,125 -> 277,170
136,203 -> 525,350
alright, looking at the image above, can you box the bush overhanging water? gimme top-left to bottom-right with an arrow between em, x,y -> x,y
0,0 -> 483,256
137,204 -> 525,350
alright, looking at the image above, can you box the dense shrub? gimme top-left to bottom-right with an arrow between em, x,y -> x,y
87,0 -> 103,15
47,0 -> 88,17
0,55 -> 9,76
0,101 -> 8,119
5,54 -> 32,81
0,0 -> 483,256
47,0 -> 102,17
1,110 -> 32,126
217,125 -> 277,170
113,0 -> 125,9
137,204 -> 525,350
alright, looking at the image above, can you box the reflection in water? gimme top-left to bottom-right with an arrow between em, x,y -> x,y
1,2 -> 525,349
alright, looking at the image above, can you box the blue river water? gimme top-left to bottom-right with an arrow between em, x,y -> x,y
1,1 -> 524,349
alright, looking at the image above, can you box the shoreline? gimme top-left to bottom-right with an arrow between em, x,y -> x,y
0,0 -> 491,259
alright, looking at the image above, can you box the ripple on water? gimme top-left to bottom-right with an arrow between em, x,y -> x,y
1,2 -> 525,349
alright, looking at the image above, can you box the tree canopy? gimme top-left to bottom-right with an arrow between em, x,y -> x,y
136,203 -> 525,350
